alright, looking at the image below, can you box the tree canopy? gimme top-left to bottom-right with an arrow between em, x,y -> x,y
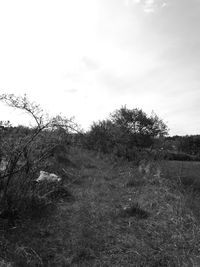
86,106 -> 168,158
111,106 -> 168,137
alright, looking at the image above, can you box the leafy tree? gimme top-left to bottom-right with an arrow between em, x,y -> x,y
111,106 -> 168,138
85,106 -> 168,159
111,106 -> 168,148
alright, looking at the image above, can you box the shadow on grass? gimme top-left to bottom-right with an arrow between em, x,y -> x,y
120,203 -> 150,219
126,179 -> 146,187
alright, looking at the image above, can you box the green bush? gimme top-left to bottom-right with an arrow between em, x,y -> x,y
84,106 -> 168,160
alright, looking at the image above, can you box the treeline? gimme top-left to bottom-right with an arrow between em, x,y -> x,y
78,106 -> 200,162
165,135 -> 200,157
1,105 -> 200,162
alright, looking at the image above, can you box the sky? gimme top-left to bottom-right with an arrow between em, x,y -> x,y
0,0 -> 200,135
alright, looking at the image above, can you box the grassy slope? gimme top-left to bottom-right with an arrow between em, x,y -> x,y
1,149 -> 200,266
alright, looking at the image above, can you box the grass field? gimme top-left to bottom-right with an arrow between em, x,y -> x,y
1,149 -> 200,266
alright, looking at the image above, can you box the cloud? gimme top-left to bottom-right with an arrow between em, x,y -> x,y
129,0 -> 168,12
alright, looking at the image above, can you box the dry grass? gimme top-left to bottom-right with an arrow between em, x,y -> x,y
0,149 -> 200,266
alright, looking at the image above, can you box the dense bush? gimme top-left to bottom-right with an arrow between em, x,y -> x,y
84,106 -> 168,160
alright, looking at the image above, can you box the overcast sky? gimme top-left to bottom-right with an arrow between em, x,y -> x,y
0,0 -> 199,135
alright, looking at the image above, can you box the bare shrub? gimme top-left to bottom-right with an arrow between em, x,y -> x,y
0,94 -> 78,217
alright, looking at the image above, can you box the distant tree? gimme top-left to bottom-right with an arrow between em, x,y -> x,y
110,106 -> 168,148
175,135 -> 200,156
85,106 -> 168,159
111,106 -> 168,138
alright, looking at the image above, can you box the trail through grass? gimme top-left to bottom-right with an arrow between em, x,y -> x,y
1,149 -> 200,266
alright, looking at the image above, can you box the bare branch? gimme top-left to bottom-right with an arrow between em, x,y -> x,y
0,94 -> 44,127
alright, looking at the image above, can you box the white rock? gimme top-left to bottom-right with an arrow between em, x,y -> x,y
36,171 -> 61,182
0,158 -> 8,172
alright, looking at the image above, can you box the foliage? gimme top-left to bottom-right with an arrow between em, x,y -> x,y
111,106 -> 168,137
85,120 -> 117,153
166,135 -> 200,157
85,106 -> 168,160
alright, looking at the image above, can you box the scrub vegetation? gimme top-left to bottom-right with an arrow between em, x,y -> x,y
0,94 -> 200,266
